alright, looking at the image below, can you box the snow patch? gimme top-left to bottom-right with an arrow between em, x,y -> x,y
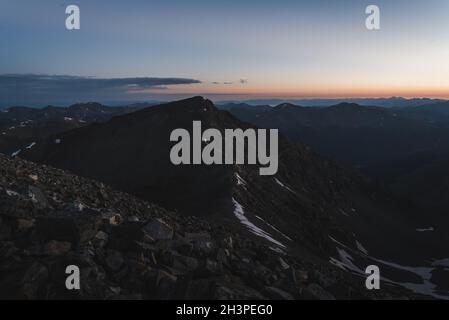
11,149 -> 21,157
74,201 -> 86,212
6,189 -> 19,197
432,259 -> 449,268
25,142 -> 36,149
416,227 -> 434,232
274,178 -> 296,194
232,198 -> 285,249
235,173 -> 247,186
269,246 -> 285,254
329,235 -> 449,299
330,248 -> 366,275
19,120 -> 32,127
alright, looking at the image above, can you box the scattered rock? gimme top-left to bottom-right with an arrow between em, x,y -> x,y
263,286 -> 294,300
105,250 -> 124,271
109,214 -> 123,226
28,185 -> 48,209
143,218 -> 174,241
314,270 -> 336,288
172,254 -> 199,272
94,231 -> 108,248
216,248 -> 228,266
203,259 -> 221,275
293,269 -> 309,284
302,283 -> 336,300
154,270 -> 178,299
95,230 -> 108,241
186,232 -> 215,256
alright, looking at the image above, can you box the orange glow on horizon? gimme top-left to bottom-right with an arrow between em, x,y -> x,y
131,83 -> 449,100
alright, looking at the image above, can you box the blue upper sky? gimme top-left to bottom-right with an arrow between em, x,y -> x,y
1,0 -> 449,105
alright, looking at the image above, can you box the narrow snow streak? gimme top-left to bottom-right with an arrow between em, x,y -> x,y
232,198 -> 285,249
235,173 -> 247,186
11,149 -> 21,157
25,142 -> 36,149
255,215 -> 293,241
416,227 -> 434,232
356,240 -> 369,255
274,178 -> 296,194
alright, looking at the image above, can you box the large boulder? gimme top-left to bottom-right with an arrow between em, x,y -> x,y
143,218 -> 174,241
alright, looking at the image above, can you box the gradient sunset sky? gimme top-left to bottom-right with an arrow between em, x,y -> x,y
1,0 -> 449,104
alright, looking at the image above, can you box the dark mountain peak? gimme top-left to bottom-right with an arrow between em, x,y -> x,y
22,97 -> 237,217
169,96 -> 212,110
188,95 -> 208,102
138,96 -> 213,114
167,95 -> 209,106
21,97 -> 373,256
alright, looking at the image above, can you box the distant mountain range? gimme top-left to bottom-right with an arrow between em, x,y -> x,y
0,102 -> 145,156
218,97 -> 447,108
2,97 -> 446,110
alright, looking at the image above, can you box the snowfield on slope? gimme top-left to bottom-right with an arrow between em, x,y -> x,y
232,198 -> 285,249
329,236 -> 449,299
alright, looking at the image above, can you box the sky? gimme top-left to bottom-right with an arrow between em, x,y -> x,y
1,0 -> 449,105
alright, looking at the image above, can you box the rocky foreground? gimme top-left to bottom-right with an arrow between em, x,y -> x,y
0,154 -> 405,300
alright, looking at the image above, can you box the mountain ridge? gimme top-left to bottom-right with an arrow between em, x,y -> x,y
6,96 -> 449,298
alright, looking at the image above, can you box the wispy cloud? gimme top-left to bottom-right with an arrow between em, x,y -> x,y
0,74 -> 201,106
212,81 -> 234,85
